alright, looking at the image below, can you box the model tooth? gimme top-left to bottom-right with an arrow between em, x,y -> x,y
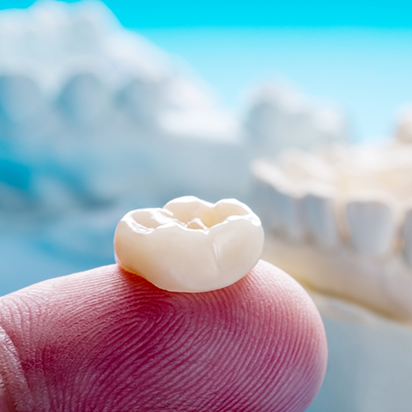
274,185 -> 305,241
251,159 -> 305,240
251,159 -> 284,231
244,84 -> 303,150
244,84 -> 348,157
57,72 -> 109,125
302,186 -> 339,248
0,73 -> 45,125
345,194 -> 396,257
117,76 -> 162,125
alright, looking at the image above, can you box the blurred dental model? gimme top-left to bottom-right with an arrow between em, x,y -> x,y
253,139 -> 412,321
251,119 -> 412,410
244,83 -> 348,156
0,0 -> 349,222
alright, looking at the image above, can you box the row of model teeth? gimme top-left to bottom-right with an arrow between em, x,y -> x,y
251,147 -> 412,267
0,71 -> 347,146
0,71 -> 177,128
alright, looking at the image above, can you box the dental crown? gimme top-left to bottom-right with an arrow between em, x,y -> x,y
114,196 -> 264,292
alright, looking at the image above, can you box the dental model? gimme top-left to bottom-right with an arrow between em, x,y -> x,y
0,0 -> 242,212
252,138 -> 412,323
244,83 -> 348,157
0,1 -> 348,218
114,196 -> 264,292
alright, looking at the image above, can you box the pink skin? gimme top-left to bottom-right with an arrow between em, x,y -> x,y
0,260 -> 327,412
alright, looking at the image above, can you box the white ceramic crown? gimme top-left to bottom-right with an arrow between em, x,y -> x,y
114,196 -> 264,292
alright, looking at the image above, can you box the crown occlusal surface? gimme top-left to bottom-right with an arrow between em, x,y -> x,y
114,196 -> 264,292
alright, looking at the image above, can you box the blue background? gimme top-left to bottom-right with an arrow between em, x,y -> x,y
1,0 -> 412,141
3,0 -> 412,28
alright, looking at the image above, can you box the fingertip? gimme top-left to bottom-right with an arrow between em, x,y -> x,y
0,260 -> 327,411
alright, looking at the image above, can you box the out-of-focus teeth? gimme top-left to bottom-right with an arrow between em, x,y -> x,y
273,185 -> 305,241
251,159 -> 305,241
57,72 -> 109,126
302,187 -> 339,249
345,194 -> 396,257
0,73 -> 45,125
251,160 -> 285,232
253,139 -> 412,322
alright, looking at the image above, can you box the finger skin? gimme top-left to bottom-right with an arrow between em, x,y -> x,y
0,260 -> 327,412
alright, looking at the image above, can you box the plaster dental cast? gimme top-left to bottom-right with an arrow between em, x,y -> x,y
253,139 -> 412,322
0,197 -> 327,412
